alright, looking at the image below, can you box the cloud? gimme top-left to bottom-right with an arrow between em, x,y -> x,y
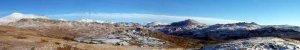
50,12 -> 243,24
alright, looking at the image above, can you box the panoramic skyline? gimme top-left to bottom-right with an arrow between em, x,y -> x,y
0,0 -> 300,26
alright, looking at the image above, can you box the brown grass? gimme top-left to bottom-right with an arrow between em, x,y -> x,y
280,37 -> 300,45
57,44 -> 83,50
141,29 -> 204,48
45,26 -> 76,40
0,25 -> 187,50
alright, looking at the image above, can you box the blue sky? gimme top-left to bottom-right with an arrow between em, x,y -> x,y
0,0 -> 300,25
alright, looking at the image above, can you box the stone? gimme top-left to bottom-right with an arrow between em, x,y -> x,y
118,41 -> 130,46
102,39 -> 123,45
91,41 -> 100,44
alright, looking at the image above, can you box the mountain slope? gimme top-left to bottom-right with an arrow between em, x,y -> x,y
0,25 -> 191,50
152,21 -> 300,41
5,18 -> 205,48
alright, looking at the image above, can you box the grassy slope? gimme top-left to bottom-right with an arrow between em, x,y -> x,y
141,29 -> 204,48
0,25 -> 187,50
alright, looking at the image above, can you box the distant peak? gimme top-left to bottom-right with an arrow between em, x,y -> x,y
184,19 -> 199,24
146,21 -> 166,26
170,19 -> 206,27
77,19 -> 113,23
233,22 -> 259,26
0,12 -> 49,25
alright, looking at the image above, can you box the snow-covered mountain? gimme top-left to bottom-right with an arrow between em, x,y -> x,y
0,12 -> 116,25
77,19 -> 114,24
0,12 -> 49,25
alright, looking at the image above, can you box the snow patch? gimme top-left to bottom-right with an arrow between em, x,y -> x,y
77,19 -> 113,23
58,18 -> 68,21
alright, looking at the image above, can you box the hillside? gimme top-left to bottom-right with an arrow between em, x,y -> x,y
0,25 -> 193,50
1,13 -> 300,50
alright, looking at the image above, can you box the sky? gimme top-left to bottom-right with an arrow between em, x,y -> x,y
0,0 -> 300,25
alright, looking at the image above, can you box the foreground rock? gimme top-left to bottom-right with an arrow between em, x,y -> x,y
201,37 -> 300,50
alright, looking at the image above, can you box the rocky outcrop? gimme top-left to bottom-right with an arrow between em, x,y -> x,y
114,22 -> 142,27
74,28 -> 170,47
201,37 -> 300,50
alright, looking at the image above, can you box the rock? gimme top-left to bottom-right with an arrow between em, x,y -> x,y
120,38 -> 132,40
71,28 -> 170,47
91,41 -> 101,44
114,22 -> 142,27
102,39 -> 123,45
74,37 -> 85,42
103,29 -> 169,47
118,41 -> 130,46
82,39 -> 92,43
201,37 -> 300,50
